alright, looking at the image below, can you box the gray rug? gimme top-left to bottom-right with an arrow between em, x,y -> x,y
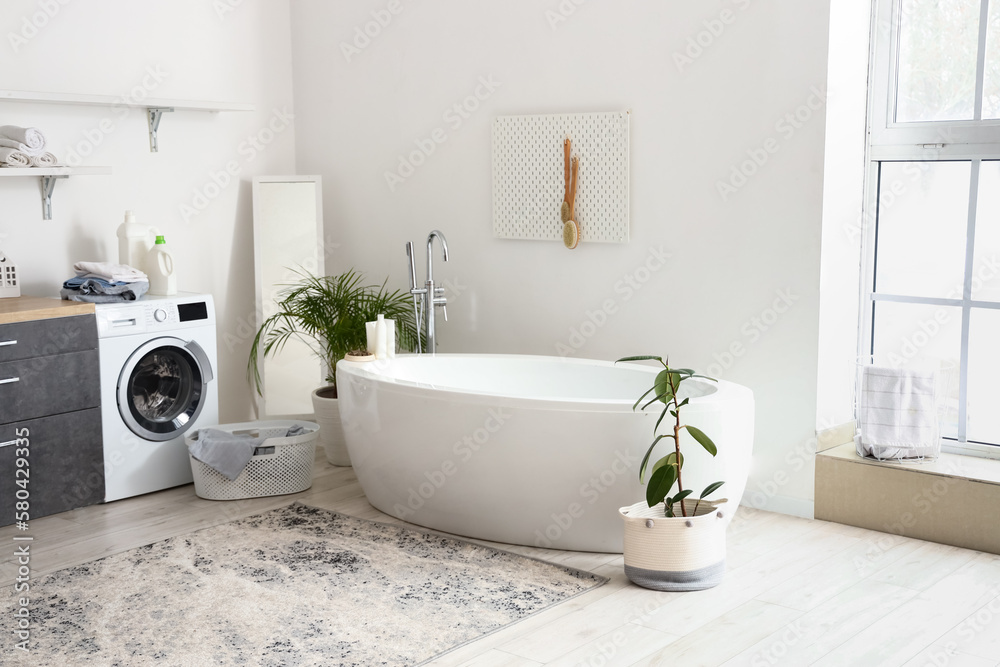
6,503 -> 606,666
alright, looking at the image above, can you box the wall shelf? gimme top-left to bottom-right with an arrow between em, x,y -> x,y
0,89 -> 255,152
0,167 -> 112,220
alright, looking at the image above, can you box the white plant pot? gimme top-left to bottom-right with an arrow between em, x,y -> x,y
312,386 -> 350,466
620,498 -> 728,591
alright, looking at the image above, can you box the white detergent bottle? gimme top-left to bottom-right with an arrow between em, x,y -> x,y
146,235 -> 177,296
116,210 -> 158,272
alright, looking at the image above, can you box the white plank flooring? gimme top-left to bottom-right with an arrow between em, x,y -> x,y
3,458 -> 1000,667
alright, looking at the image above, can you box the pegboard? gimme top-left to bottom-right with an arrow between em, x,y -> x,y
492,110 -> 630,244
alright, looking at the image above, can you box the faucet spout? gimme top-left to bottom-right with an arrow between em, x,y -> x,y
407,230 -> 451,355
426,230 -> 449,282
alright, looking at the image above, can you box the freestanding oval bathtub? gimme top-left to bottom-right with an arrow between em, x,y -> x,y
337,354 -> 754,553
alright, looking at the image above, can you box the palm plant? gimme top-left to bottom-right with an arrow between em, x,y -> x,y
248,269 -> 421,397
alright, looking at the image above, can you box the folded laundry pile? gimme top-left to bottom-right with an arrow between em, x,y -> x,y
189,425 -> 308,480
61,262 -> 149,303
0,125 -> 60,168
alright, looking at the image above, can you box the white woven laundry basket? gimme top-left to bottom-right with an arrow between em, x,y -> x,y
186,420 -> 318,501
620,498 -> 728,591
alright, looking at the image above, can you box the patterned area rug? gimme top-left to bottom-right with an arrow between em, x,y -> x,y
6,503 -> 606,666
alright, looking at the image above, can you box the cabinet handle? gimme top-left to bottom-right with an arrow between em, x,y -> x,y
0,340 -> 16,347
0,440 -> 17,448
0,377 -> 20,385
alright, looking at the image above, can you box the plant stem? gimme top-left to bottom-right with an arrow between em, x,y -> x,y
668,371 -> 687,518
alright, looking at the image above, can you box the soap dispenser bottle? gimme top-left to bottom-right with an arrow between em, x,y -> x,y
146,235 -> 177,296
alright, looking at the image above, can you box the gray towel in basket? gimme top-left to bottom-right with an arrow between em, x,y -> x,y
189,425 -> 311,481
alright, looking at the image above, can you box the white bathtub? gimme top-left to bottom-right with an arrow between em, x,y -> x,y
337,354 -> 754,553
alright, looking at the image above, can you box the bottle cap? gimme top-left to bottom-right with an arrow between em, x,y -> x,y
154,236 -> 166,244
124,210 -> 135,223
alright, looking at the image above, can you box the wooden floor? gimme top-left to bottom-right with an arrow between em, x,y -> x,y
4,457 -> 1000,667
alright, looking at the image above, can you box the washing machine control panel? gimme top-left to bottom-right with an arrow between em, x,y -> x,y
95,295 -> 215,338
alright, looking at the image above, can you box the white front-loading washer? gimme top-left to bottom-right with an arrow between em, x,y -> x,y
96,293 -> 219,502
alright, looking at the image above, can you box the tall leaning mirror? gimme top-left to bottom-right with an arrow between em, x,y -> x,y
252,175 -> 325,418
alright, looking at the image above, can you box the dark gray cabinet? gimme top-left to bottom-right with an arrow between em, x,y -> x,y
0,313 -> 103,525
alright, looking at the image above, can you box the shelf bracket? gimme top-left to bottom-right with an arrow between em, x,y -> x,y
147,107 -> 175,153
39,174 -> 68,221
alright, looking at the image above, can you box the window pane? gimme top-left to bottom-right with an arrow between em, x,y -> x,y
896,0 -> 981,122
968,309 -> 1000,444
983,0 -> 1000,118
874,162 -> 970,299
872,301 -> 963,439
972,161 -> 1000,301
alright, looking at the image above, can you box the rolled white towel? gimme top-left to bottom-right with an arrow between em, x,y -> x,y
29,152 -> 59,167
73,261 -> 148,283
0,147 -> 30,167
0,126 -> 45,153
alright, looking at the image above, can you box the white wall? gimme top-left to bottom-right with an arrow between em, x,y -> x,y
816,0 -> 873,431
0,0 -> 297,421
291,0 -> 831,516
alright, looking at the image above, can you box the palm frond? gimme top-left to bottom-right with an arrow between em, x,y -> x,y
247,268 -> 421,394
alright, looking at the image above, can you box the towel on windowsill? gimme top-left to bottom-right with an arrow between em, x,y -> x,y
856,365 -> 940,460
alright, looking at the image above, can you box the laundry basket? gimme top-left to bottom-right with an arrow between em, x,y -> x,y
186,420 -> 319,500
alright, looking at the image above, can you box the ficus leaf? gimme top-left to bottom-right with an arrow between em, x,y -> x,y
677,397 -> 690,408
616,355 -> 663,364
638,434 -> 673,483
631,384 -> 656,412
665,451 -> 684,470
641,392 -> 670,411
654,370 -> 673,405
654,405 -> 670,433
649,455 -> 672,478
685,425 -> 718,456
646,464 -> 676,508
700,481 -> 725,499
671,489 -> 693,505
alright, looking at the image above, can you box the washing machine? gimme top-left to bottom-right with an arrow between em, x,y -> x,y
96,293 -> 219,502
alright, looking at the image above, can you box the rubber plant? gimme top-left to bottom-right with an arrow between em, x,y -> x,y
248,269 -> 421,397
616,355 -> 725,518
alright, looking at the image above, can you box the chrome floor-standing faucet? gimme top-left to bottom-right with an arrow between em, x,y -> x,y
406,230 -> 449,354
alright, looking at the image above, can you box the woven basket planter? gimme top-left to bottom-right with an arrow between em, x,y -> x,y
620,498 -> 728,591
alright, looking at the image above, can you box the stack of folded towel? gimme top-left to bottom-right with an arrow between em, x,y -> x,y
0,125 -> 59,168
61,262 -> 149,303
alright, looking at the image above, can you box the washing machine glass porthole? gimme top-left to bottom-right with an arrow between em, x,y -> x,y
120,341 -> 206,442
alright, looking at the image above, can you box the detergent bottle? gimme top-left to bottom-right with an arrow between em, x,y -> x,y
146,236 -> 177,296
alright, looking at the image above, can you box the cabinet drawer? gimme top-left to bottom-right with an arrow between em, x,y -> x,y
0,315 -> 97,363
0,408 -> 104,525
0,349 -> 100,424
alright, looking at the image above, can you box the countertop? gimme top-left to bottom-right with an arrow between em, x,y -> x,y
0,296 -> 95,325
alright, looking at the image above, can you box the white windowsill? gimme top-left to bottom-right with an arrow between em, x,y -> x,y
819,441 -> 1000,487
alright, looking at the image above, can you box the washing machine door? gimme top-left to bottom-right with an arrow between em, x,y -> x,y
118,337 -> 214,442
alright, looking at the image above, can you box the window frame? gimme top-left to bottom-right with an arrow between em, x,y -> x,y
861,0 -> 1000,458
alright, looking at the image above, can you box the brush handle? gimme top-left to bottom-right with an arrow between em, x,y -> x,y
569,156 -> 579,218
564,138 -> 571,202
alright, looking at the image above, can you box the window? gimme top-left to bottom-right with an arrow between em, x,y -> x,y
864,0 -> 1000,454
